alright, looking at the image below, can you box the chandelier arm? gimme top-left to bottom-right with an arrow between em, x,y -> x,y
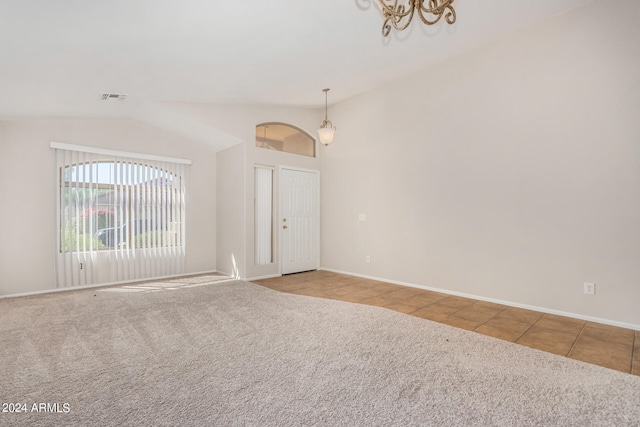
416,0 -> 455,26
379,0 -> 417,36
378,0 -> 413,18
386,7 -> 415,34
393,5 -> 415,31
380,0 -> 455,36
444,6 -> 455,24
382,21 -> 392,37
416,7 -> 443,26
422,0 -> 454,12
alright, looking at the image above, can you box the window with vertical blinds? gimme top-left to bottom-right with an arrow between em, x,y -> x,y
51,142 -> 190,287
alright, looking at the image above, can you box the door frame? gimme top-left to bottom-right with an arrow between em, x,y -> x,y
278,166 -> 320,275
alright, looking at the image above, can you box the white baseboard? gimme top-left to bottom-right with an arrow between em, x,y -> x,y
319,267 -> 640,332
215,269 -> 243,280
246,274 -> 282,281
0,270 -> 221,300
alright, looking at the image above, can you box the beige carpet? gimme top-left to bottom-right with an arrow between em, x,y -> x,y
1,275 -> 639,426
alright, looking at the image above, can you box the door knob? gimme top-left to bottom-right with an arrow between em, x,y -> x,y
283,225 -> 288,229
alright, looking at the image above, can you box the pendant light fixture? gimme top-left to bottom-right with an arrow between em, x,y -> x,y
317,88 -> 336,146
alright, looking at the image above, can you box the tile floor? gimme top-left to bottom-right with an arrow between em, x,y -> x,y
253,270 -> 639,376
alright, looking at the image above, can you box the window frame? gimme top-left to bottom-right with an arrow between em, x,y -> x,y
58,159 -> 184,253
256,122 -> 316,158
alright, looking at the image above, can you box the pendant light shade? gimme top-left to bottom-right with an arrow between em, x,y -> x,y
317,127 -> 336,146
318,88 -> 336,146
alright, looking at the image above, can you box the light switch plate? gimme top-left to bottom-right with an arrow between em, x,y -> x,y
584,282 -> 595,295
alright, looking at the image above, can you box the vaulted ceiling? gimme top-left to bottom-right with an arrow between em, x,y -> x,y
0,0 -> 593,147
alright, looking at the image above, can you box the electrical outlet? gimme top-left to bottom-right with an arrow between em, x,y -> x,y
365,256 -> 371,263
358,214 -> 367,222
584,282 -> 595,295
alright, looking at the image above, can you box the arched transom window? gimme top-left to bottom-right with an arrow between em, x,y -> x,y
256,123 -> 315,157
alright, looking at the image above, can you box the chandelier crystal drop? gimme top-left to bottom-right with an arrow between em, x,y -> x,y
378,0 -> 456,37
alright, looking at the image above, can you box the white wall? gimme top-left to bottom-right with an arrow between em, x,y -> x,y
0,118 -> 217,296
216,143 -> 245,277
321,0 -> 640,326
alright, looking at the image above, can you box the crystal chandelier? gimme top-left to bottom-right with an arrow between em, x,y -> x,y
378,0 -> 456,37
317,88 -> 336,146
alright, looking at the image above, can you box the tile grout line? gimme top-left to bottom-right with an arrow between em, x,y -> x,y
472,305 -> 510,333
566,321 -> 587,358
514,313 -> 545,345
394,295 -> 445,317
631,332 -> 636,375
435,296 -> 483,323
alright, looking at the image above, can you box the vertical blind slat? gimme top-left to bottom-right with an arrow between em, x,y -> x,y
180,164 -> 186,274
87,152 -> 95,285
72,149 -> 80,287
80,151 -> 87,285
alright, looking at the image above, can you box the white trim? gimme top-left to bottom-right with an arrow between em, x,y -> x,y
280,165 -> 321,175
254,163 -> 275,170
247,273 -> 282,281
0,270 -> 221,300
50,141 -> 192,165
215,269 -> 247,281
215,269 -> 234,278
319,267 -> 640,332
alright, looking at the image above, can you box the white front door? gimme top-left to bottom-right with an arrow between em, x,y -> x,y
280,168 -> 319,275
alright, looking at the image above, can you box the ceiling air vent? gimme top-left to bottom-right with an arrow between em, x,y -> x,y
100,93 -> 127,101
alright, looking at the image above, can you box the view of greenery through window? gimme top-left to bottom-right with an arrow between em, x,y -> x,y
61,161 -> 181,252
